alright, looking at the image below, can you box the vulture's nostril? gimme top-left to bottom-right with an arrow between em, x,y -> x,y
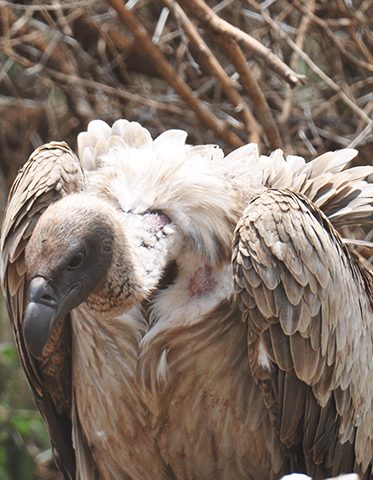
40,292 -> 56,304
28,277 -> 58,308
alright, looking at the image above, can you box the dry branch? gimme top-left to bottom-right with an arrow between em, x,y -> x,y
0,4 -> 93,123
0,0 -> 372,178
43,70 -> 189,115
216,35 -> 282,148
177,0 -> 305,87
106,0 -> 244,148
163,0 -> 260,144
246,0 -> 372,126
292,0 -> 373,72
280,0 -> 315,128
348,121 -> 373,148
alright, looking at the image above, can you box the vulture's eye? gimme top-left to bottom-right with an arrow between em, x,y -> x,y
67,251 -> 85,270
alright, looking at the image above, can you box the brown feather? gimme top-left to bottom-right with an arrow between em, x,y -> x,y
1,142 -> 85,479
234,186 -> 373,478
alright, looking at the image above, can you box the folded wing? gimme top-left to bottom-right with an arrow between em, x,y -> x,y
233,153 -> 373,478
1,142 -> 85,479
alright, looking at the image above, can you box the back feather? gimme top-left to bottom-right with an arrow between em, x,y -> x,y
257,148 -> 373,229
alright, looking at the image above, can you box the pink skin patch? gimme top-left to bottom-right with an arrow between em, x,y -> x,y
146,211 -> 171,233
188,266 -> 217,297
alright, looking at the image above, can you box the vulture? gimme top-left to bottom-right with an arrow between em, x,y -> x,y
1,119 -> 372,480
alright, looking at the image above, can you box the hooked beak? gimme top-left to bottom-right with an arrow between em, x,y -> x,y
23,277 -> 61,359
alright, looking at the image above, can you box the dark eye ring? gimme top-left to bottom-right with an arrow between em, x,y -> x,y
67,250 -> 85,270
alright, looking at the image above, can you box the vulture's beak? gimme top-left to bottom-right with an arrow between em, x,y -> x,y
24,276 -> 63,359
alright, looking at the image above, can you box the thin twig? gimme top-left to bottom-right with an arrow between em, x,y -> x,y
216,35 -> 282,148
0,39 -> 191,116
0,4 -> 93,122
42,70 -> 192,116
246,0 -> 372,125
292,0 -> 373,72
280,0 -> 315,126
0,0 -> 97,10
176,0 -> 305,87
106,0 -> 244,148
348,121 -> 373,148
163,0 -> 260,144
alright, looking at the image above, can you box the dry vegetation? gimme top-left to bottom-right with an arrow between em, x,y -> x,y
0,0 -> 372,478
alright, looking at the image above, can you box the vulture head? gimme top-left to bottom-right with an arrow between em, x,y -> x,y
24,192 -> 177,358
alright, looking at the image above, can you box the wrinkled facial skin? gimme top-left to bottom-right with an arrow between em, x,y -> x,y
24,203 -> 115,359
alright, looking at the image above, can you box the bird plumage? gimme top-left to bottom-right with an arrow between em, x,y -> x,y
1,119 -> 372,479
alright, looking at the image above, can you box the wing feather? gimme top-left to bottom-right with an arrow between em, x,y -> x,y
233,188 -> 373,478
1,142 -> 85,479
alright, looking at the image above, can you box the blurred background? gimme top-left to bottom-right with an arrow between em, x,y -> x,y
0,0 -> 372,478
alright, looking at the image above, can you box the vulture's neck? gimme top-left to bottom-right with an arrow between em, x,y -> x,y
83,209 -> 179,319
